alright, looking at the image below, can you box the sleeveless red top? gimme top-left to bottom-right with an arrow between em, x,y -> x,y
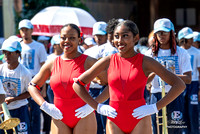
50,54 -> 89,99
50,54 -> 91,128
108,53 -> 147,101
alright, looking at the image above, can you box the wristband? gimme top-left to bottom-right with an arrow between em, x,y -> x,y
78,79 -> 86,86
74,78 -> 86,87
29,82 -> 41,91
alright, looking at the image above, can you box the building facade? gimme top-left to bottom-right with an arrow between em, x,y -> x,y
81,0 -> 200,37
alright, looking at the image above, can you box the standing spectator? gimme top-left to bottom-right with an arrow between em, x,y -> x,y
37,36 -> 50,54
0,38 -> 32,134
178,27 -> 200,134
18,19 -> 47,134
73,20 -> 186,134
192,31 -> 200,49
84,21 -> 108,58
84,21 -> 108,134
145,18 -> 192,134
97,18 -> 120,58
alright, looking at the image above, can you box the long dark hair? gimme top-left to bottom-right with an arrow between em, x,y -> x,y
152,30 -> 177,56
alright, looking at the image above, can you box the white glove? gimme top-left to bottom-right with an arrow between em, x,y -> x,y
132,103 -> 158,119
97,103 -> 117,118
75,104 -> 94,118
40,101 -> 63,120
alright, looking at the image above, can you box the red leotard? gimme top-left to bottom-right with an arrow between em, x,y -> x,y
50,54 -> 90,128
107,53 -> 147,133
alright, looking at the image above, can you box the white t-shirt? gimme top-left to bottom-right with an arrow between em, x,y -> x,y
145,46 -> 192,93
98,42 -> 118,57
184,46 -> 200,81
0,80 -> 5,94
84,45 -> 101,59
84,41 -> 118,59
0,63 -> 32,110
20,40 -> 47,77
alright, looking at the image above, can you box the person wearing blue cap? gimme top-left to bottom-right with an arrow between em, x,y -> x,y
84,21 -> 108,57
145,18 -> 192,134
178,27 -> 200,134
47,35 -> 63,63
37,36 -> 50,54
18,19 -> 47,77
192,31 -> 200,49
18,19 -> 48,134
0,37 -> 32,134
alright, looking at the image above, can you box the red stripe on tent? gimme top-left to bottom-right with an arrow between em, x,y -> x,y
32,25 -> 93,37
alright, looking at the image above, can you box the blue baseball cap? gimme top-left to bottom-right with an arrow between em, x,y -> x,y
178,27 -> 193,40
92,21 -> 107,35
193,31 -> 200,42
37,36 -> 50,41
51,35 -> 60,45
18,19 -> 33,30
154,18 -> 175,33
0,38 -> 22,52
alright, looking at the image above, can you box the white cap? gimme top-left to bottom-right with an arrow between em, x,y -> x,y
178,27 -> 193,40
193,31 -> 200,42
154,18 -> 175,33
92,21 -> 107,35
51,35 -> 60,45
84,37 -> 96,46
1,38 -> 22,52
7,35 -> 22,42
18,19 -> 33,29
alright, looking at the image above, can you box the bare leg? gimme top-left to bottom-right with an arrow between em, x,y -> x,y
131,116 -> 152,134
106,119 -> 125,134
74,112 -> 97,134
51,119 -> 72,134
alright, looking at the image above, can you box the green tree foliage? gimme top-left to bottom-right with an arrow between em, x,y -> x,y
22,0 -> 89,19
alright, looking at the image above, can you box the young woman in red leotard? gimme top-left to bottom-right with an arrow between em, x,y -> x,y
28,24 -> 107,134
73,20 -> 186,134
